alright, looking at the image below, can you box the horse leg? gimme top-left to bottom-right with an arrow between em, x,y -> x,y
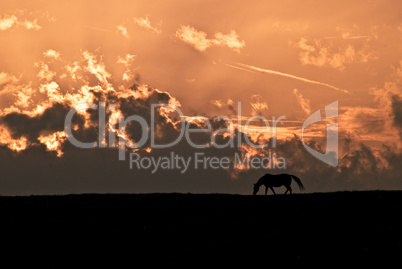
284,185 -> 292,195
270,187 -> 276,195
265,186 -> 268,195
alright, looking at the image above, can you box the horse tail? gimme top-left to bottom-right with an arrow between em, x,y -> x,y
290,175 -> 305,191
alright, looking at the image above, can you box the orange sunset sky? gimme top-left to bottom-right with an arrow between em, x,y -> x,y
0,0 -> 401,195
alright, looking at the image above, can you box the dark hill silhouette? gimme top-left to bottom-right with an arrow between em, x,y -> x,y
0,191 -> 401,266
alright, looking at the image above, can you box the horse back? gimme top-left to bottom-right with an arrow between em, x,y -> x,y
262,174 -> 291,187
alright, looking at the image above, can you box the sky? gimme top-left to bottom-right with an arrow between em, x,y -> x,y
0,0 -> 401,195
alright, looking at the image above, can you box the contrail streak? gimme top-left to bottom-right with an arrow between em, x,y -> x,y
227,62 -> 350,94
83,26 -> 111,32
225,64 -> 258,74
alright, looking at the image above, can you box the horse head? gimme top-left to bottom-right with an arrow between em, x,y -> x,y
253,183 -> 259,195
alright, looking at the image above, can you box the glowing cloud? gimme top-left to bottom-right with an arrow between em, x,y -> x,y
133,16 -> 161,34
0,125 -> 29,152
297,37 -> 375,70
0,15 -> 17,30
19,19 -> 41,30
250,94 -> 268,116
38,131 -> 67,157
117,54 -> 136,81
0,72 -> 19,88
66,61 -> 82,80
176,25 -> 211,52
116,25 -> 128,38
14,87 -> 34,108
35,62 -> 56,81
0,12 -> 42,31
293,89 -> 311,115
214,30 -> 245,52
210,99 -> 236,114
82,51 -> 111,85
176,25 -> 245,52
0,49 -> 188,156
43,49 -> 61,60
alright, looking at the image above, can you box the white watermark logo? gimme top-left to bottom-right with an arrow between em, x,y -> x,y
64,100 -> 338,172
64,101 -> 285,158
129,151 -> 286,173
301,101 -> 338,167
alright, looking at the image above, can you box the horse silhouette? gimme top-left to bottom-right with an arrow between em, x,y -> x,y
253,173 -> 304,195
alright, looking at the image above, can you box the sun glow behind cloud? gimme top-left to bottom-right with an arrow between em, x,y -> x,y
0,48 -> 329,160
0,0 -> 401,194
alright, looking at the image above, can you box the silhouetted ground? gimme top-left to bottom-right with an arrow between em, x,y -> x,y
1,191 -> 402,266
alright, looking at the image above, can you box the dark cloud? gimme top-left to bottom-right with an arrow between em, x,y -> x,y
2,121 -> 402,196
1,81 -> 402,196
391,94 -> 402,130
0,102 -> 70,141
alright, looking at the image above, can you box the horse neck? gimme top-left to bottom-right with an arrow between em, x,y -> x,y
256,177 -> 266,187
